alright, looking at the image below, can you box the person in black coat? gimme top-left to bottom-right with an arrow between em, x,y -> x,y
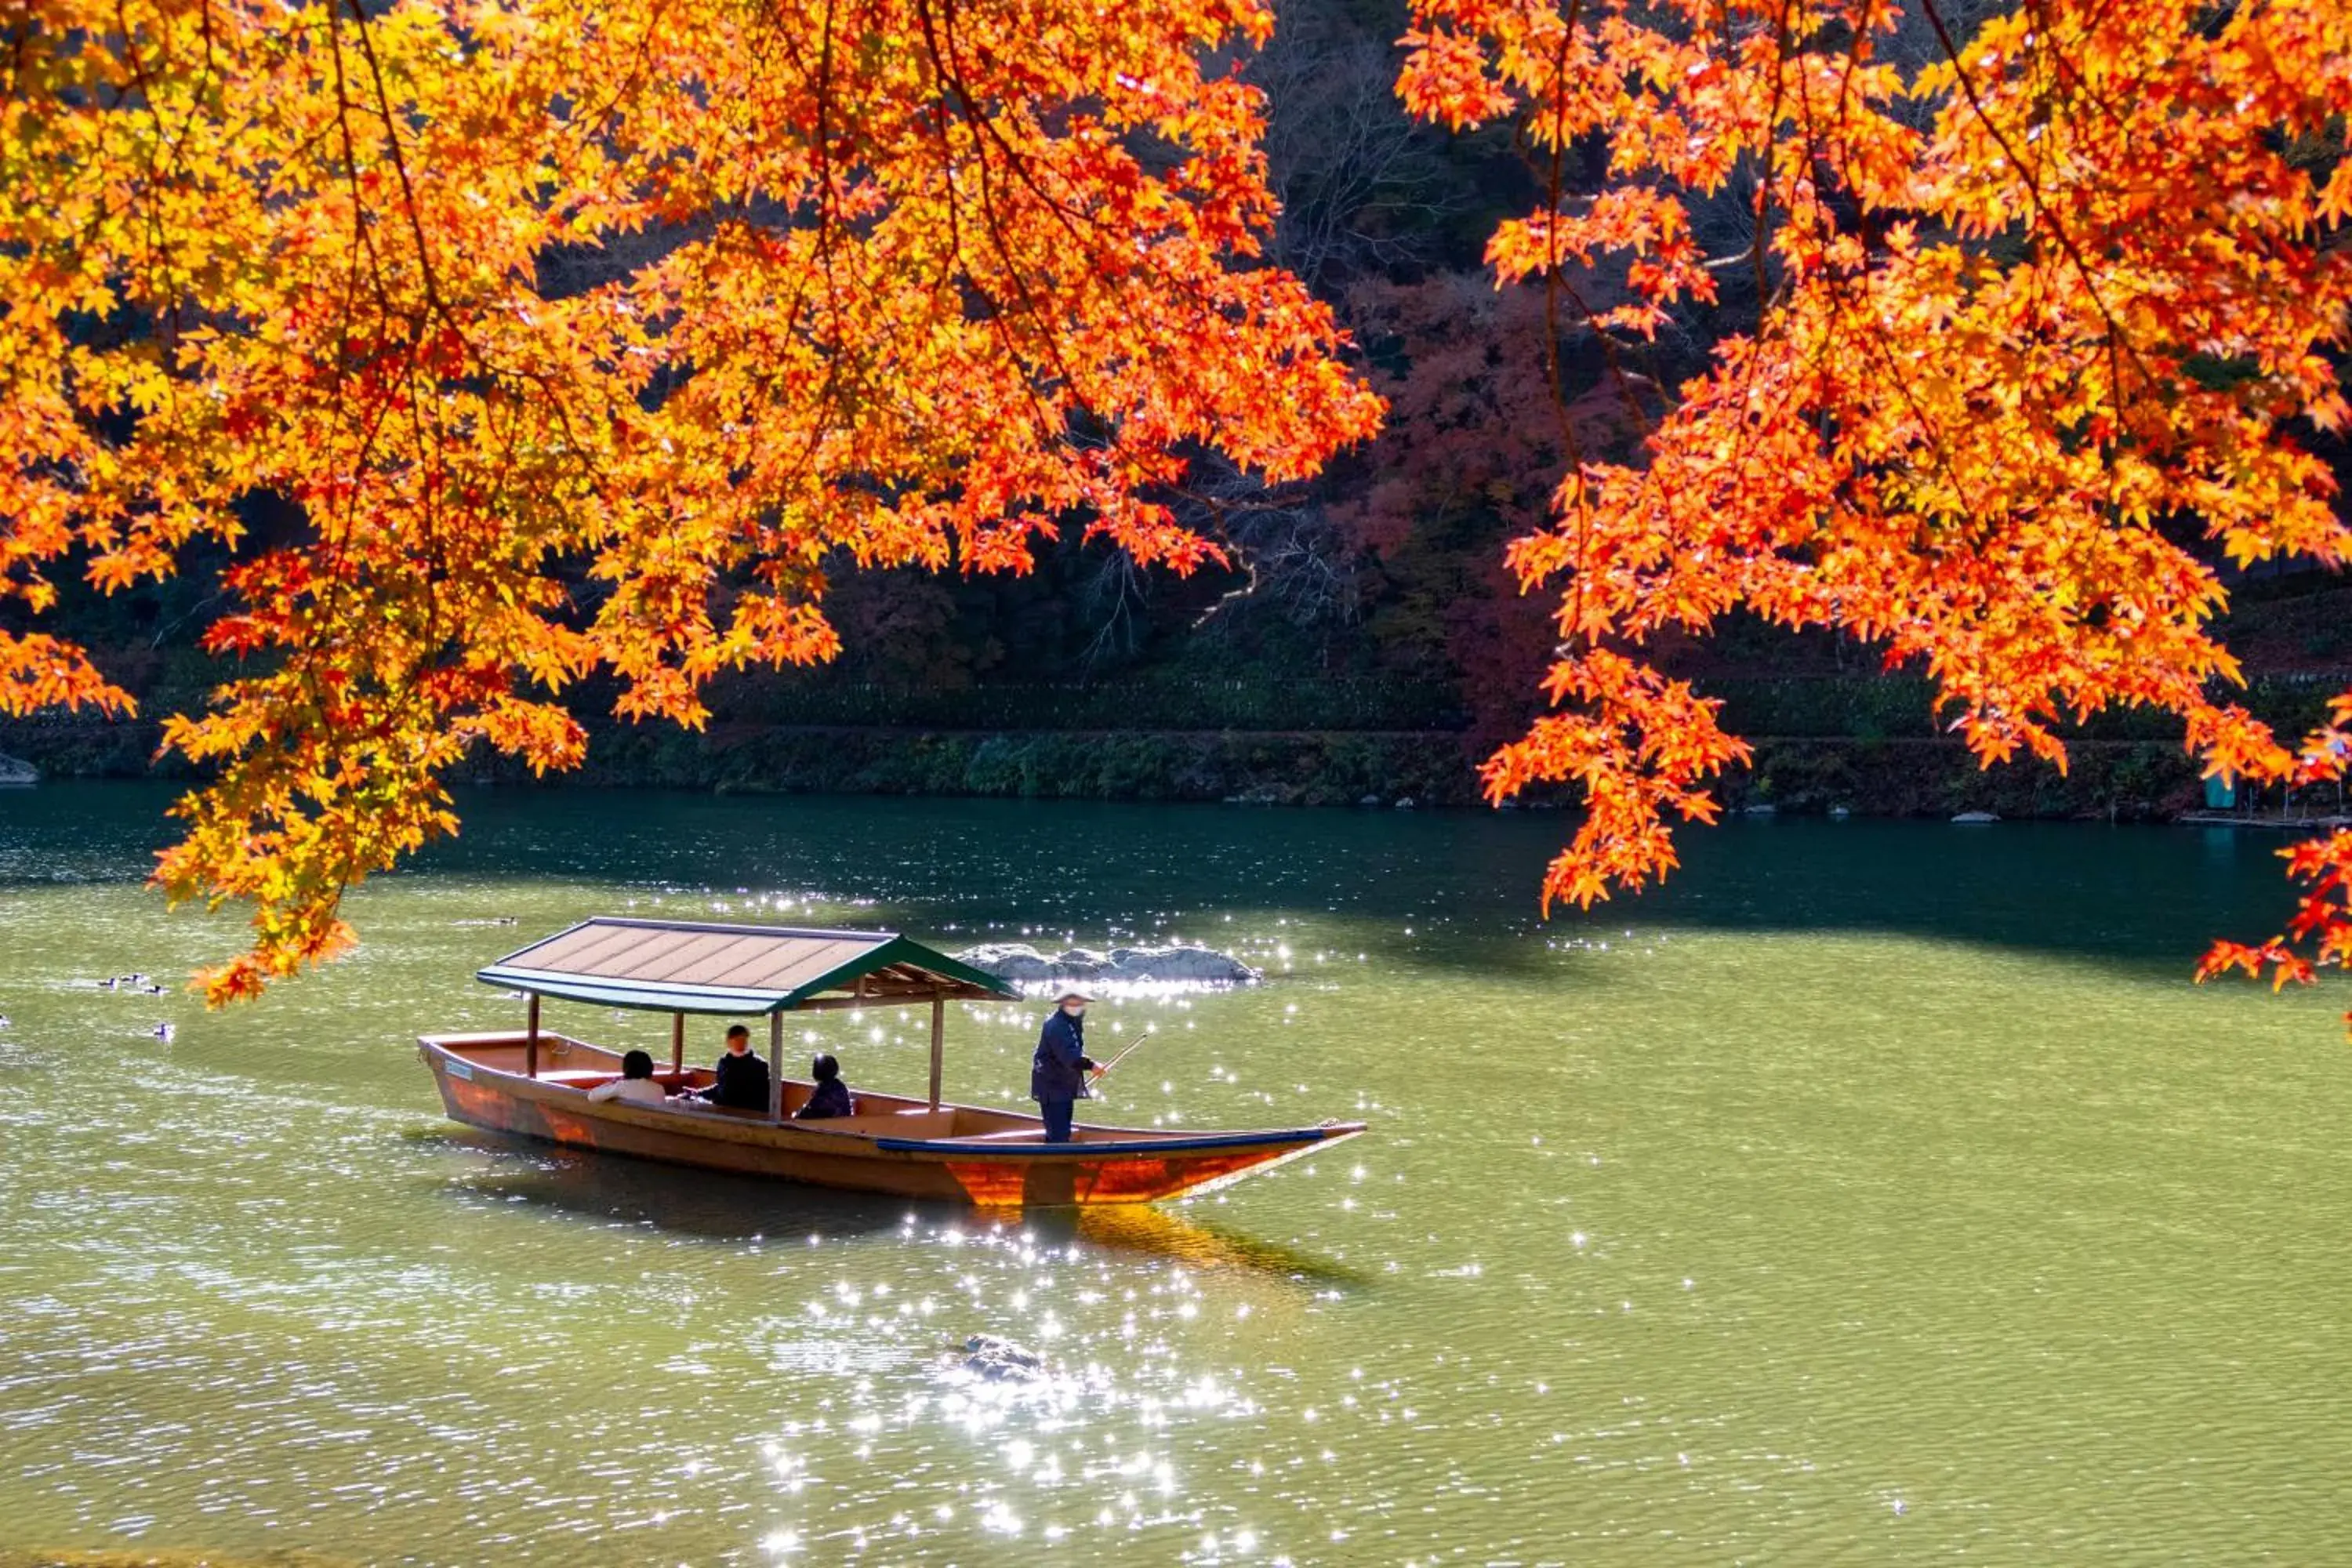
794,1052 -> 855,1120
695,1022 -> 771,1112
1030,989 -> 1098,1143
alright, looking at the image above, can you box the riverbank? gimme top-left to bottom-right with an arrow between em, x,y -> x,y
0,711 -> 2227,819
573,727 -> 2220,822
12,659 -> 2342,819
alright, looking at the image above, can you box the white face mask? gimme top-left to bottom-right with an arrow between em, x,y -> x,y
1062,1002 -> 1086,1017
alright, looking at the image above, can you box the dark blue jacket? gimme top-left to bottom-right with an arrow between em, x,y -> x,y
795,1076 -> 854,1120
708,1047 -> 771,1111
1030,1010 -> 1094,1103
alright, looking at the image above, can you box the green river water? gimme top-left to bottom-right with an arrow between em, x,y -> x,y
2,784 -> 2347,1566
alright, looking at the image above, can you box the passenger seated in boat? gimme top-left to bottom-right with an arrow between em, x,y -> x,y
588,1048 -> 668,1107
793,1053 -> 854,1120
689,1023 -> 771,1111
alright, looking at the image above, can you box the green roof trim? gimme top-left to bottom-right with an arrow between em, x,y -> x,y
781,935 -> 1018,1009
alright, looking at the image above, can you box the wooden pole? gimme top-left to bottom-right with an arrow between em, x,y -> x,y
1089,1029 -> 1156,1084
768,1011 -> 786,1123
928,993 -> 946,1110
670,1011 -> 685,1079
524,993 -> 540,1080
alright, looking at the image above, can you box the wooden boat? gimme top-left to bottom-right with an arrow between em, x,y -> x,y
419,916 -> 1365,1207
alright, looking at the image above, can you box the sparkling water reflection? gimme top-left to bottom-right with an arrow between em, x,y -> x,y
2,786 -> 2347,1565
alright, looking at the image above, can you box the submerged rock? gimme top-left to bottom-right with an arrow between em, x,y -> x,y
963,1334 -> 1046,1381
957,942 -> 1260,986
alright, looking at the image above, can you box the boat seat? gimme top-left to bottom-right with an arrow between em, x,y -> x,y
538,1069 -> 702,1091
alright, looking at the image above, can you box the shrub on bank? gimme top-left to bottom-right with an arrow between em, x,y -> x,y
0,706 -> 2274,823
588,728 -> 1490,807
1719,738 -> 2205,820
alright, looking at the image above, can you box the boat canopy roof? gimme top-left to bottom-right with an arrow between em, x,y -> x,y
477,917 -> 1017,1014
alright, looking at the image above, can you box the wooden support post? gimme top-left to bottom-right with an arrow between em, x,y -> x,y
928,992 -> 946,1110
768,1011 -> 786,1123
524,993 -> 541,1080
670,1012 -> 685,1079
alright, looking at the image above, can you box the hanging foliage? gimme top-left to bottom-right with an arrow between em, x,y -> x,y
0,0 -> 1381,998
1399,0 -> 2352,1005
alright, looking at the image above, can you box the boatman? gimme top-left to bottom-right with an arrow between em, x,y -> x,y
1031,988 -> 1098,1144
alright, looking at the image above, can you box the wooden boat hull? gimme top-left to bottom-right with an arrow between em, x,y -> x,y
419,1033 -> 1362,1207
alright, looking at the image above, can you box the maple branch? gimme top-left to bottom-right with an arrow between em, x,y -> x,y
921,0 -> 1138,263
564,5 -> 664,147
736,0 -> 868,528
918,0 -> 1253,346
913,0 -> 1099,467
1527,0 -> 1595,650
342,0 -> 450,329
1537,20 -> 1587,474
1912,0 -> 2150,423
113,0 -> 194,365
317,0 -> 405,658
1753,0 -> 1795,312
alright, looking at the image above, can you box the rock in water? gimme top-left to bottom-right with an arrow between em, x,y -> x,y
964,1334 -> 1039,1365
955,944 -> 1057,982
963,1334 -> 1045,1381
1118,944 -> 1259,983
956,942 -> 1260,986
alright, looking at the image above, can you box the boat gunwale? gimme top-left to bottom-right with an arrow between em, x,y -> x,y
872,1125 -> 1365,1158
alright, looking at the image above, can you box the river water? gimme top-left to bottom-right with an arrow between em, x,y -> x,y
2,784 -> 2345,1566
